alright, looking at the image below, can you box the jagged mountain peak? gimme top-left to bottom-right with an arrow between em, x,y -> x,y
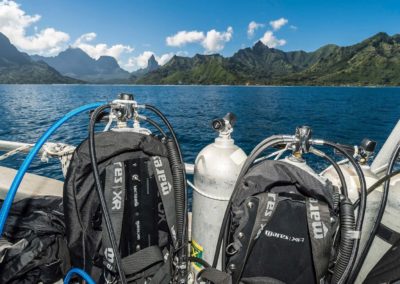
253,40 -> 267,49
130,54 -> 160,79
147,55 -> 159,71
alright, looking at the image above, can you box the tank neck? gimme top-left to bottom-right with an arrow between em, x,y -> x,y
214,136 -> 235,148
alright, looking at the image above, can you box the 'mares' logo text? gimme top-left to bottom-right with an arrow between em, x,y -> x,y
309,198 -> 328,239
104,247 -> 115,266
153,156 -> 172,195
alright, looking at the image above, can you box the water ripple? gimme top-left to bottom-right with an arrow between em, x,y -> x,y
0,85 -> 399,180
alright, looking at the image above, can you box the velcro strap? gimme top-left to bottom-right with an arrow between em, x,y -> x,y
343,230 -> 361,240
198,267 -> 232,284
122,245 -> 164,275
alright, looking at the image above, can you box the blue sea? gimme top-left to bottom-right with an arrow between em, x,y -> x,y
0,85 -> 400,180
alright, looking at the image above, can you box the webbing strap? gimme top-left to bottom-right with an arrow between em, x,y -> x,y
102,161 -> 126,273
149,257 -> 172,284
124,250 -> 171,283
150,156 -> 179,249
230,193 -> 278,283
377,223 -> 400,245
198,267 -> 232,284
306,198 -> 332,283
122,245 -> 163,275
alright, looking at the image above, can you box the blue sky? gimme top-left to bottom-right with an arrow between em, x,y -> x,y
1,0 -> 399,71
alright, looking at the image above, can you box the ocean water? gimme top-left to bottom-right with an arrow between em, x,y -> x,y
0,84 -> 400,180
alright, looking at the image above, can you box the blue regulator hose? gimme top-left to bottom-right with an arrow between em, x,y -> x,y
0,102 -> 105,235
64,267 -> 96,284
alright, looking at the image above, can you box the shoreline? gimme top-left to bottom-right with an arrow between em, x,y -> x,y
0,83 -> 400,88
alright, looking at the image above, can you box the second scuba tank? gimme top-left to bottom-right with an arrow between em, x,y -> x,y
191,113 -> 247,274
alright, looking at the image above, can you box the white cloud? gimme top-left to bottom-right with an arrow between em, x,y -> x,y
73,32 -> 133,60
247,21 -> 264,38
157,52 -> 174,65
259,31 -> 286,48
0,0 -> 69,55
201,26 -> 233,53
166,30 -> 205,47
166,27 -> 233,53
74,32 -> 96,44
124,51 -> 176,72
269,17 -> 288,31
290,25 -> 298,31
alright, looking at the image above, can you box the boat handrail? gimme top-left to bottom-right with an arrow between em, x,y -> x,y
0,139 -> 196,174
0,140 -> 75,160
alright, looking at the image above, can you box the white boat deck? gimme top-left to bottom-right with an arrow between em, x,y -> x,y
0,166 -> 63,201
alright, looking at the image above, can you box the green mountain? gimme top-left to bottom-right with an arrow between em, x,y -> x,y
32,47 -> 130,83
0,33 -> 79,84
136,32 -> 400,86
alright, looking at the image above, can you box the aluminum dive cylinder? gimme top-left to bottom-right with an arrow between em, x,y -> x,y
190,113 -> 247,276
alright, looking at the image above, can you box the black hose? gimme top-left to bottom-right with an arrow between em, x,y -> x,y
353,169 -> 400,208
89,104 -> 127,284
166,139 -> 186,246
320,141 -> 367,284
316,150 -> 348,197
332,197 -> 356,284
333,188 -> 341,210
142,116 -> 167,137
144,104 -> 188,282
348,142 -> 400,282
188,256 -> 211,268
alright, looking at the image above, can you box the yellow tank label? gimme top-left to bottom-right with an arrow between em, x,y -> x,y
191,239 -> 204,271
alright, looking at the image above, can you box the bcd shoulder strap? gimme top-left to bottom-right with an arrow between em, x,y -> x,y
150,155 -> 179,249
102,161 -> 126,273
229,193 -> 278,283
306,198 -> 332,283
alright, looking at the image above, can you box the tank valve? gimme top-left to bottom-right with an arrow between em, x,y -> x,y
294,126 -> 312,154
113,93 -> 137,121
212,112 -> 237,138
334,138 -> 377,164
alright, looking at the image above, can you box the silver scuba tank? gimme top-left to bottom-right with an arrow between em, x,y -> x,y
191,113 -> 247,275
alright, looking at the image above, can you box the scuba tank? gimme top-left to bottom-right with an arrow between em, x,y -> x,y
191,113 -> 247,275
